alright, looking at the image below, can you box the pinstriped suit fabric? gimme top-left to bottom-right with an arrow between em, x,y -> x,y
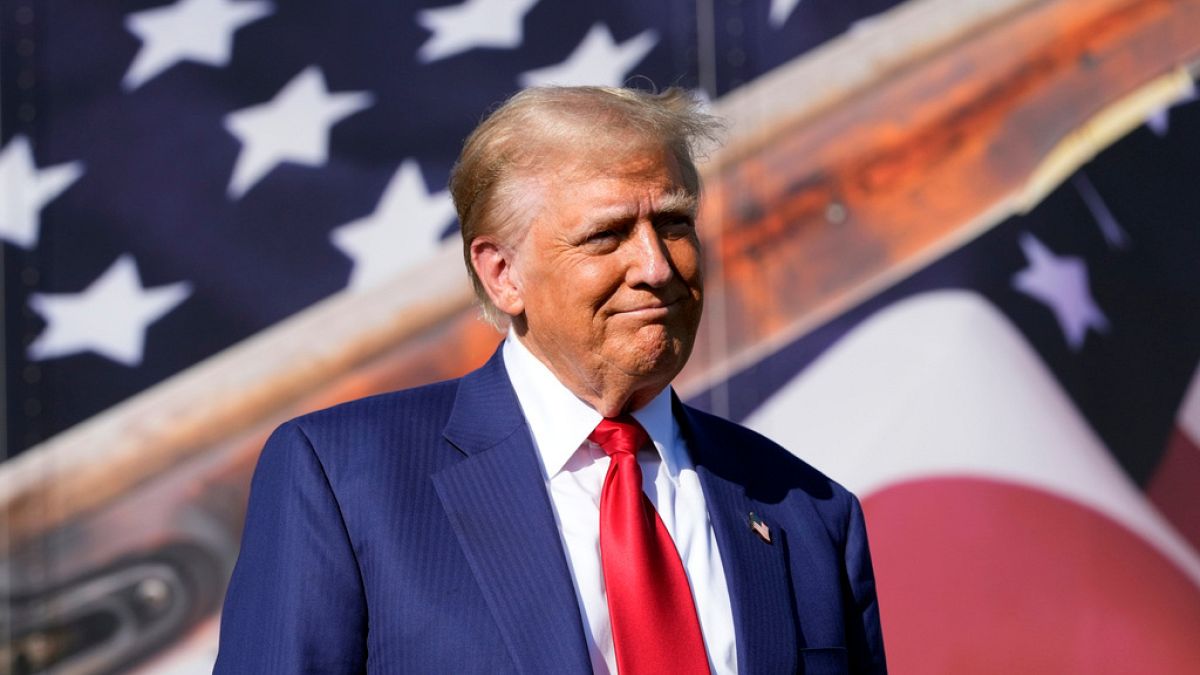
215,348 -> 886,673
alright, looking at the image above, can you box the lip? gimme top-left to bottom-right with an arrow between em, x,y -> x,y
613,297 -> 682,318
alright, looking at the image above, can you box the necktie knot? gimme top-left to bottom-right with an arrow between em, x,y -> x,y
588,416 -> 649,458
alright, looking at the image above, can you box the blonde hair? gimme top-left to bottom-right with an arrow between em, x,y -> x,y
449,85 -> 723,327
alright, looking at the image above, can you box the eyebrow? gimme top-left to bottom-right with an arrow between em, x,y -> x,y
657,190 -> 699,217
590,189 -> 699,226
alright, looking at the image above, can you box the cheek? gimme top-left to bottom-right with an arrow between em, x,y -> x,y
572,263 -> 626,311
669,238 -> 703,288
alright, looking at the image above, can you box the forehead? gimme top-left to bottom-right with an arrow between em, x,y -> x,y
546,146 -> 692,218
495,133 -> 698,248
547,138 -> 693,196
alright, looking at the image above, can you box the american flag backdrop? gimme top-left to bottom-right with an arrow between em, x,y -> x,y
2,0 -> 1199,672
696,112 -> 1200,669
2,0 -> 906,452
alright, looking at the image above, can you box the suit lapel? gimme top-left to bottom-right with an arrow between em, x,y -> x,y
677,400 -> 800,674
434,350 -> 592,674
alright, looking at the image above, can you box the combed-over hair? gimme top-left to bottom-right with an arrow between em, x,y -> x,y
449,85 -> 724,328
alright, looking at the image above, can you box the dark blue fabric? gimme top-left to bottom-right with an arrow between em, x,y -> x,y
214,347 -> 886,673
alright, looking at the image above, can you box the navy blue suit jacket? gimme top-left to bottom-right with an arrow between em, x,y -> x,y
214,348 -> 886,673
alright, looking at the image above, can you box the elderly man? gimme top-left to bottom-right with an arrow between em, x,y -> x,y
215,86 -> 886,674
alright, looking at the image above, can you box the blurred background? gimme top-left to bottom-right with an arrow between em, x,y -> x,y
3,0 -> 1199,672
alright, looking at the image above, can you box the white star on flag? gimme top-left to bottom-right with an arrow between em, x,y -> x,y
0,135 -> 84,250
1012,232 -> 1110,350
769,0 -> 803,28
330,159 -> 458,291
27,254 -> 192,367
123,0 -> 274,90
416,0 -> 540,63
224,66 -> 374,199
519,23 -> 658,88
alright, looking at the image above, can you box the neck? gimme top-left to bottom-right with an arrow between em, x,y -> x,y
512,332 -> 669,418
589,386 -> 660,418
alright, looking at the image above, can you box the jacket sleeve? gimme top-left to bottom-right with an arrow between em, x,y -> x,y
844,493 -> 888,674
214,421 -> 368,674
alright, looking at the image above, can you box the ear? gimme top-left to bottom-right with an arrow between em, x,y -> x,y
469,236 -> 524,317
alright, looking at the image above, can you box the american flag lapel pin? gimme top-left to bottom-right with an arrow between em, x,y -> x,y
748,512 -> 772,544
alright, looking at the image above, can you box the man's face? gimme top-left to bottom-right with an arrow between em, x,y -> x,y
509,142 -> 704,411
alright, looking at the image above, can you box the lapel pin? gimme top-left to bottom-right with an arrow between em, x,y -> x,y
748,512 -> 772,544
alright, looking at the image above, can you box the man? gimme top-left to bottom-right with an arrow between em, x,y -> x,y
215,86 -> 886,674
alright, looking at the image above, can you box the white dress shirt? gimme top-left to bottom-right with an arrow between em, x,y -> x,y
502,333 -> 739,674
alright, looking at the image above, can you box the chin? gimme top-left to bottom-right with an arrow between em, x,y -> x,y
617,325 -> 694,379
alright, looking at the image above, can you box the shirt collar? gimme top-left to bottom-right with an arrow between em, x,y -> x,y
502,330 -> 684,480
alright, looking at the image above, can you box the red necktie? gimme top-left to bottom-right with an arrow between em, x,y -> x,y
590,416 -> 710,675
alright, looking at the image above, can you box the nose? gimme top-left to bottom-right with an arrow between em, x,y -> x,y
625,223 -> 674,288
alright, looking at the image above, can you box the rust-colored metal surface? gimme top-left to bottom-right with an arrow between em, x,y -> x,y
681,0 -> 1200,392
3,0 -> 1199,671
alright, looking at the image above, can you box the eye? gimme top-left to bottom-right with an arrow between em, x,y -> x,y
587,229 -> 618,242
581,228 -> 621,252
657,216 -> 695,239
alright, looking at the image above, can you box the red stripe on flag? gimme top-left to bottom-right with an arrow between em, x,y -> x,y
1147,428 -> 1200,555
864,477 -> 1200,674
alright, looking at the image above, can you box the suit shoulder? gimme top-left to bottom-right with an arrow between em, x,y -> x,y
290,378 -> 460,433
266,378 -> 464,473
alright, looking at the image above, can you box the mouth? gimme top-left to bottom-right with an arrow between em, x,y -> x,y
613,297 -> 683,319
